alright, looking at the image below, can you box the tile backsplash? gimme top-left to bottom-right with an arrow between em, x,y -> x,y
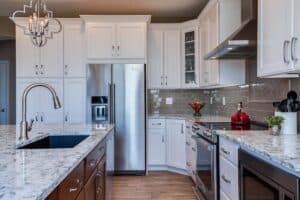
148,58 -> 300,126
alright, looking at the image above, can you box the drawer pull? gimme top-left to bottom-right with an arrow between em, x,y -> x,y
186,162 -> 192,167
221,147 -> 230,155
89,160 -> 96,167
152,123 -> 162,126
99,146 -> 105,152
221,175 -> 231,184
186,142 -> 191,146
69,187 -> 78,193
192,147 -> 196,152
186,126 -> 191,129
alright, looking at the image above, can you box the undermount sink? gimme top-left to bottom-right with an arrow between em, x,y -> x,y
18,135 -> 89,149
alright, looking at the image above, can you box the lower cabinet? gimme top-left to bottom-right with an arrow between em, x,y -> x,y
46,140 -> 106,200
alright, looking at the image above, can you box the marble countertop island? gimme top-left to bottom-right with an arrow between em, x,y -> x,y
217,130 -> 300,177
0,124 -> 114,200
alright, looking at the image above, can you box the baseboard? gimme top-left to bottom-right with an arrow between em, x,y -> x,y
148,165 -> 188,176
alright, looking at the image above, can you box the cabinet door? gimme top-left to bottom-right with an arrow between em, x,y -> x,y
199,19 -> 210,86
84,169 -> 97,200
148,129 -> 166,165
95,159 -> 106,200
182,28 -> 200,88
148,30 -> 164,88
207,2 -> 220,85
64,78 -> 86,124
164,30 -> 181,89
117,23 -> 146,59
166,119 -> 186,169
39,24 -> 63,78
258,0 -> 293,76
292,0 -> 300,70
86,23 -> 116,60
64,22 -> 85,78
16,26 -> 39,78
16,79 -> 41,125
39,79 -> 63,125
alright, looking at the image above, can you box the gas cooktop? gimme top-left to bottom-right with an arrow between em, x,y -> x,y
195,122 -> 269,131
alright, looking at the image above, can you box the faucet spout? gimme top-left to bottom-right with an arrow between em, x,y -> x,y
19,83 -> 62,142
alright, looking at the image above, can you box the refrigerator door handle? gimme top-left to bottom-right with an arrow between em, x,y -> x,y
112,84 -> 116,124
108,83 -> 112,123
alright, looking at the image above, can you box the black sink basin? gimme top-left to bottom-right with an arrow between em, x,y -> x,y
19,135 -> 89,149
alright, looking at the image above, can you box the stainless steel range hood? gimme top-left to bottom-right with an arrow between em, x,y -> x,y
205,0 -> 257,60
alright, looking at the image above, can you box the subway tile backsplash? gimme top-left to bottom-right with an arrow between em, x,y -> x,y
148,58 -> 300,129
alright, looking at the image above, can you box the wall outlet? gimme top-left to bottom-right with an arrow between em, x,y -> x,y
166,97 -> 173,105
222,96 -> 226,106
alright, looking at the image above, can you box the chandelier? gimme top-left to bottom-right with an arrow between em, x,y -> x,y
11,0 -> 62,47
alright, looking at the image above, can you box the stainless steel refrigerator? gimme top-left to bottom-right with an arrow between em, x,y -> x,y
87,64 -> 146,175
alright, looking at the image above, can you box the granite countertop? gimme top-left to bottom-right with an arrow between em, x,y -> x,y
148,114 -> 231,123
0,124 -> 114,200
217,130 -> 300,176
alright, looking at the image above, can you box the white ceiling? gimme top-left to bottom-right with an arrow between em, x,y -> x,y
0,0 -> 208,22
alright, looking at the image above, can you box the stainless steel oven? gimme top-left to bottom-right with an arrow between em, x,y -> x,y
192,125 -> 218,200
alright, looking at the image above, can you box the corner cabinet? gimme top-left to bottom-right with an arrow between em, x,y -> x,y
257,0 -> 300,77
148,24 -> 181,89
181,20 -> 200,88
81,15 -> 150,63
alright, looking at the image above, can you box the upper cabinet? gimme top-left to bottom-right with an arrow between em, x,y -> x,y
148,24 -> 181,89
257,0 -> 300,77
62,19 -> 86,78
181,20 -> 200,88
16,22 -> 63,78
81,15 -> 150,63
198,0 -> 245,88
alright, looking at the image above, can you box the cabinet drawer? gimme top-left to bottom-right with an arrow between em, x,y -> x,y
149,118 -> 165,129
58,161 -> 84,200
85,140 -> 106,182
219,156 -> 239,200
219,137 -> 239,165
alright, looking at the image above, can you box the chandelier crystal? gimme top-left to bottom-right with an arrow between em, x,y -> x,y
11,0 -> 62,47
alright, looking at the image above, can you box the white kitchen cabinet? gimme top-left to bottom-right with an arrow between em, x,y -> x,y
16,27 -> 39,78
181,20 -> 200,88
16,78 -> 64,125
81,15 -> 150,62
16,23 -> 63,78
257,0 -> 300,77
148,25 -> 181,89
166,119 -> 186,170
63,20 -> 85,77
63,78 -> 86,124
198,0 -> 245,88
39,79 -> 64,124
85,23 -> 116,60
117,23 -> 146,59
258,0 -> 294,77
148,30 -> 164,88
148,129 -> 166,165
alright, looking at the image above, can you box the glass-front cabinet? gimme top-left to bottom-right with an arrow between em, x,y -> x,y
181,21 -> 199,88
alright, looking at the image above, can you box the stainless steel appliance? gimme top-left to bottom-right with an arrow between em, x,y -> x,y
87,64 -> 146,175
192,122 -> 269,200
239,150 -> 299,200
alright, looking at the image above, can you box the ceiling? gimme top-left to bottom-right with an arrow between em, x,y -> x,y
0,0 -> 208,22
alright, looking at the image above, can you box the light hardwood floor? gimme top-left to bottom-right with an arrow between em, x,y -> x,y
112,171 -> 198,200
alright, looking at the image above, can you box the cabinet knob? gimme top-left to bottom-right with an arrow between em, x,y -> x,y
221,175 -> 231,184
220,147 -> 230,155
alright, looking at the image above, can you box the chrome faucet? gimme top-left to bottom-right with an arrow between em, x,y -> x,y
19,83 -> 62,141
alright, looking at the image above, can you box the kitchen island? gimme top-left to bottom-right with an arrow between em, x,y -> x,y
0,124 -> 114,200
217,130 -> 300,176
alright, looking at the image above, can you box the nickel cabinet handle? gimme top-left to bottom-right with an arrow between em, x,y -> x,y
181,124 -> 184,134
152,123 -> 162,126
192,147 -> 196,152
35,65 -> 39,75
40,65 -> 44,75
186,142 -> 191,146
64,65 -> 68,75
161,76 -> 163,86
291,37 -> 298,62
165,76 -> 168,86
221,147 -> 230,155
186,162 -> 192,167
69,187 -> 78,192
221,175 -> 231,184
283,40 -> 291,65
162,135 -> 165,143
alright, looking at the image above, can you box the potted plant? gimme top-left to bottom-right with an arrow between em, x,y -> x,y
264,116 -> 285,135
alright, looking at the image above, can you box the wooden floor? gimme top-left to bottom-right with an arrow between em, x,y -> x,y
112,171 -> 198,200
